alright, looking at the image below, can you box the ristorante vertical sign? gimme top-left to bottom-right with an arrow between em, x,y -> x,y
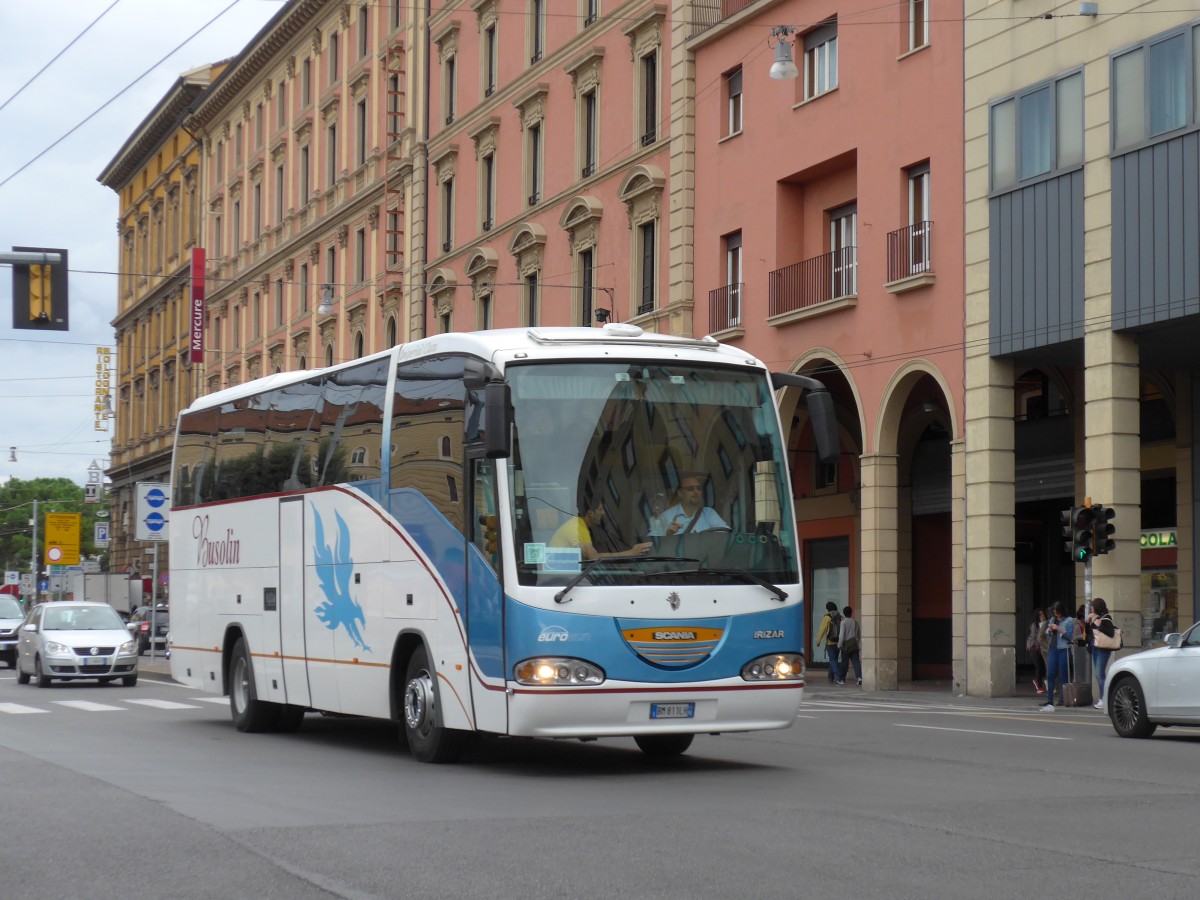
189,247 -> 205,363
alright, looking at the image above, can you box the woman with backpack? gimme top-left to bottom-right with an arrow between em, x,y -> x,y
1086,597 -> 1119,710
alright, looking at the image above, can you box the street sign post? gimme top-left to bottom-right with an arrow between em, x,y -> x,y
44,512 -> 81,567
94,522 -> 110,547
134,482 -> 169,542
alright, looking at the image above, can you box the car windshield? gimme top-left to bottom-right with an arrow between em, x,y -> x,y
0,596 -> 22,618
43,606 -> 125,631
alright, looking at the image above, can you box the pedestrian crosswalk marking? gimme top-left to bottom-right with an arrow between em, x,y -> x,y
0,702 -> 49,715
125,699 -> 203,710
52,700 -> 125,712
194,697 -> 228,705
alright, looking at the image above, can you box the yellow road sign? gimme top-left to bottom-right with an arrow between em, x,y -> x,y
44,512 -> 81,566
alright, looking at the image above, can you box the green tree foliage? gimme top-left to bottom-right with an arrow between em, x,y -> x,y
0,478 -> 106,575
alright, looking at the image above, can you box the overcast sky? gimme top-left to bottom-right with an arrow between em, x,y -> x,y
0,0 -> 285,487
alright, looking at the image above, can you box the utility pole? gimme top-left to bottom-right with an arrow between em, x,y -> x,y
29,498 -> 37,606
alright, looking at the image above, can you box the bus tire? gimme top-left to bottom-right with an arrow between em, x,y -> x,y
634,733 -> 694,758
273,704 -> 306,733
402,646 -> 467,764
230,637 -> 279,733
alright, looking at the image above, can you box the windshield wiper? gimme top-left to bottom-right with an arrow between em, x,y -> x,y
553,556 -> 686,604
691,568 -> 788,602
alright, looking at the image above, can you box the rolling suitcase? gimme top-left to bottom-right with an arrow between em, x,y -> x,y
1063,642 -> 1092,707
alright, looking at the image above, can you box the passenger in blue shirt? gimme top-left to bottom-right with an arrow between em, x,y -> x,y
650,475 -> 728,536
1039,602 -> 1075,711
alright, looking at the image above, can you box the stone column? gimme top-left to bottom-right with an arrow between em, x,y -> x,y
859,452 -> 899,690
950,437 -> 967,693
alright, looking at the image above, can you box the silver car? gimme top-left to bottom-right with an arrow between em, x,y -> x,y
1106,620 -> 1200,737
15,601 -> 140,687
0,594 -> 23,668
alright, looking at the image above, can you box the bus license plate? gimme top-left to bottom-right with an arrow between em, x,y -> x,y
650,703 -> 695,719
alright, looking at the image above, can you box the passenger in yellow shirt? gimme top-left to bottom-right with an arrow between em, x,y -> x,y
551,499 -> 652,561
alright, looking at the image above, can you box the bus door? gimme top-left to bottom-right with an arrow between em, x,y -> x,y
466,454 -> 507,733
278,497 -> 311,707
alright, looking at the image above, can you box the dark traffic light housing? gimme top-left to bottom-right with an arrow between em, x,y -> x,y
1071,505 -> 1095,563
1092,503 -> 1117,555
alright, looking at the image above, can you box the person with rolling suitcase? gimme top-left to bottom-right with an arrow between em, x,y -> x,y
1039,602 -> 1074,711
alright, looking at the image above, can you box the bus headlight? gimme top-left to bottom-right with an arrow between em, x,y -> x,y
741,653 -> 805,681
514,658 -> 605,686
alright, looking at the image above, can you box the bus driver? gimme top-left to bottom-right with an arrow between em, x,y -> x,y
650,475 -> 728,536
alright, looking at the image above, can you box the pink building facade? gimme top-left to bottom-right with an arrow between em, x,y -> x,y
689,1 -> 966,688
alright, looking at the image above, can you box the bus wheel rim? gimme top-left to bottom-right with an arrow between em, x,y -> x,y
404,670 -> 434,734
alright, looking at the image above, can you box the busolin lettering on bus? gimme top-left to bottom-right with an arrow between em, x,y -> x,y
192,515 -> 240,566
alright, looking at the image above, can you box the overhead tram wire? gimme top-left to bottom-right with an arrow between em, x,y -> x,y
0,0 -> 124,115
0,0 -> 250,191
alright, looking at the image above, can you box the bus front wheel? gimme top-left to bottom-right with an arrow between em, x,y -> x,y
230,637 -> 279,733
402,646 -> 467,763
634,733 -> 694,758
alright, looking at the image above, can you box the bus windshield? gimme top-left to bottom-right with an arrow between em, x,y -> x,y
507,361 -> 798,588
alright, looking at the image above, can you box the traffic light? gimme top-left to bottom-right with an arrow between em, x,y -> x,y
480,514 -> 498,556
11,246 -> 69,331
1071,505 -> 1095,563
1092,503 -> 1117,555
29,263 -> 51,322
1060,507 -> 1074,555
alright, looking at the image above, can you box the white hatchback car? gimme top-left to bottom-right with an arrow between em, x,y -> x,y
1106,620 -> 1200,737
15,601 -> 140,687
0,594 -> 24,668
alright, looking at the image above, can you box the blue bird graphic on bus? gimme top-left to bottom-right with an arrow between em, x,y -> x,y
312,505 -> 371,653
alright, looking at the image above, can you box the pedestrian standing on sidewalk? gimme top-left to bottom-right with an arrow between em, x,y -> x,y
1040,602 -> 1075,711
1087,597 -> 1118,710
1027,609 -> 1048,694
815,601 -> 842,684
838,606 -> 863,686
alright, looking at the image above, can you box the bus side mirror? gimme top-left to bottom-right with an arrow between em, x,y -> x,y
483,381 -> 512,459
770,371 -> 840,466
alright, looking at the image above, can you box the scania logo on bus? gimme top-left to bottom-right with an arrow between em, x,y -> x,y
653,631 -> 698,641
192,515 -> 240,567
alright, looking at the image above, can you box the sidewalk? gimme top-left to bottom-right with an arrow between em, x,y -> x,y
137,653 -> 173,680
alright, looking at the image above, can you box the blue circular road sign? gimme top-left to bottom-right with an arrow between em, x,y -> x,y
145,488 -> 167,508
145,512 -> 166,532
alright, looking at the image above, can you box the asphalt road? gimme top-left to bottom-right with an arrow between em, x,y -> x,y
0,663 -> 1196,900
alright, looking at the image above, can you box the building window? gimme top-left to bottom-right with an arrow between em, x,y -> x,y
327,122 -> 338,187
442,177 -> 454,251
525,272 -> 539,324
255,103 -> 264,149
803,20 -> 838,101
483,24 -> 497,96
356,98 -> 368,167
232,200 -> 241,249
907,163 -> 931,273
299,262 -> 309,313
277,80 -> 286,129
581,89 -> 598,176
300,145 -> 310,204
213,214 -> 222,258
444,54 -> 457,124
357,5 -> 369,58
391,0 -> 401,30
481,153 -> 495,231
302,58 -> 312,105
530,0 -> 545,64
579,247 -> 594,326
527,122 -> 542,205
326,245 -> 337,295
990,69 -> 1082,191
909,0 -> 928,52
1112,26 -> 1200,150
275,277 -> 284,327
252,182 -> 262,238
387,73 -> 402,139
583,0 -> 599,27
233,304 -> 242,347
724,230 -> 742,326
725,67 -> 742,136
479,291 -> 493,329
355,228 -> 366,283
640,51 -> 658,145
386,211 -> 400,267
329,32 -> 339,84
212,315 -> 221,350
274,163 -> 285,222
637,220 -> 656,314
252,292 -> 261,339
235,122 -> 243,165
830,203 -> 857,298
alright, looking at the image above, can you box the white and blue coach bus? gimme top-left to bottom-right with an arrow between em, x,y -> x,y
168,324 -> 837,762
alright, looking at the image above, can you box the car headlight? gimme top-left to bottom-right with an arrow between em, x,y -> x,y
44,641 -> 72,656
119,640 -> 137,655
514,657 -> 605,686
741,652 -> 805,681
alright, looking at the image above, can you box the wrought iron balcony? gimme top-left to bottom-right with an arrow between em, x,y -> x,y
690,0 -> 765,38
768,248 -> 857,317
708,283 -> 743,332
886,221 -> 933,282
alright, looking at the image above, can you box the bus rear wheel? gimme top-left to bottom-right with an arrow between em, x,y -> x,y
230,637 -> 279,733
402,646 -> 467,763
634,733 -> 694,758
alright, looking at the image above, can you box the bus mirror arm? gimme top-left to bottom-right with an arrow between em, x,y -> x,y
483,380 -> 513,459
769,372 -> 839,467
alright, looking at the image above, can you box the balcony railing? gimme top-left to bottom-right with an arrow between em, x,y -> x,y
768,248 -> 857,317
690,0 -> 765,38
709,283 -> 743,332
886,221 -> 933,282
